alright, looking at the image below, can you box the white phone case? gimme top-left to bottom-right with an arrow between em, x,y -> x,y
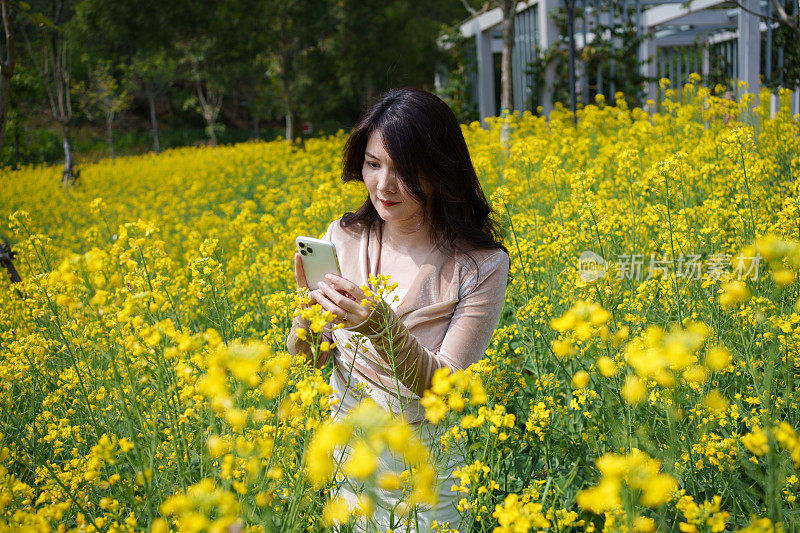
296,236 -> 342,289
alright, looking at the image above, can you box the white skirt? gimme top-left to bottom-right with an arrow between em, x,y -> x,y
329,371 -> 469,533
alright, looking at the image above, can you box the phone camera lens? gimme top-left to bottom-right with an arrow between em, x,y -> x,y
306,246 -> 313,254
298,242 -> 306,248
300,249 -> 307,256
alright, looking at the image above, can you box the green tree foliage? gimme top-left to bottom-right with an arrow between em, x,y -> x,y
763,4 -> 800,92
6,0 -> 473,165
21,0 -> 80,184
76,58 -> 131,159
328,0 -> 459,120
1,61 -> 50,168
0,1 -> 18,156
69,0 -> 187,152
436,26 -> 479,124
128,50 -> 176,153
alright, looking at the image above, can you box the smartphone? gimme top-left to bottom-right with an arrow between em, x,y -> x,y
296,236 -> 343,290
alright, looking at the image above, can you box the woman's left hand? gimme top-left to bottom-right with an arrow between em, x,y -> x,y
311,274 -> 374,328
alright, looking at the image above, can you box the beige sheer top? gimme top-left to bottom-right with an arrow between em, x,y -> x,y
287,217 -> 510,424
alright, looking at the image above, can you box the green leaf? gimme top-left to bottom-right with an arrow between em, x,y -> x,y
30,12 -> 54,28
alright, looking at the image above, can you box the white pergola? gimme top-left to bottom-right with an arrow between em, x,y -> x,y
456,0 -> 800,121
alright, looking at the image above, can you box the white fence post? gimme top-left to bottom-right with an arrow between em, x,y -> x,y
539,0 -> 560,114
475,19 -> 496,125
737,0 -> 760,102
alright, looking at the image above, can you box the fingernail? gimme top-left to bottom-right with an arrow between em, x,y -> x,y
317,281 -> 324,288
325,274 -> 334,280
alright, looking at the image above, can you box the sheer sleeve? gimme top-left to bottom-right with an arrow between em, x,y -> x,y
286,220 -> 337,367
345,250 -> 509,397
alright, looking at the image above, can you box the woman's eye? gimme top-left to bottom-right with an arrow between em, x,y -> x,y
367,161 -> 379,169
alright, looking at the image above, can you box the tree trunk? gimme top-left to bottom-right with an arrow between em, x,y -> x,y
290,109 -> 303,149
13,127 -> 19,170
195,79 -> 220,147
0,242 -> 22,284
61,122 -> 74,187
106,113 -> 115,161
285,106 -> 303,149
146,84 -> 161,154
167,91 -> 178,120
278,48 -> 304,149
364,72 -> 375,105
0,0 -> 16,155
499,0 -> 517,114
206,117 -> 218,147
0,72 -> 10,153
252,114 -> 260,140
20,1 -> 74,186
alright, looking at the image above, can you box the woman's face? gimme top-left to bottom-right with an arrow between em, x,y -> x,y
362,129 -> 430,225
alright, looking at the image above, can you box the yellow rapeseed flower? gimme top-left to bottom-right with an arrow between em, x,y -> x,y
742,427 -> 769,456
344,439 -> 378,480
321,496 -> 351,526
621,375 -> 647,404
572,370 -> 590,389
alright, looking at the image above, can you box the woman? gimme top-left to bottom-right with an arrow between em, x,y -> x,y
287,87 -> 510,532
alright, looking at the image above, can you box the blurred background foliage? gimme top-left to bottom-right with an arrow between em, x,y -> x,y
0,0 -> 486,168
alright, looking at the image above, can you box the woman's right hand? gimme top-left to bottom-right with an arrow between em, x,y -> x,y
294,252 -> 309,289
294,253 -> 317,311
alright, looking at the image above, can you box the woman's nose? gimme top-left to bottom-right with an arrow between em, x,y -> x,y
377,168 -> 398,193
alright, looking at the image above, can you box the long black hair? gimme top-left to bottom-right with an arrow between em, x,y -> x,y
340,87 -> 507,258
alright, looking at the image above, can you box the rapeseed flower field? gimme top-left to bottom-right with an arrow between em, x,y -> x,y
1,82 -> 800,532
